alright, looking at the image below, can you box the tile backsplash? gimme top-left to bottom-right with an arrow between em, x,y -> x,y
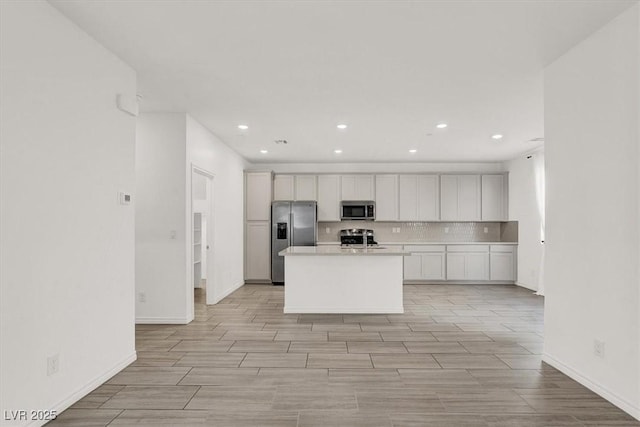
318,221 -> 518,243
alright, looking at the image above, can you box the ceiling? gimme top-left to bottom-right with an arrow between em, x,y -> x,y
50,0 -> 636,163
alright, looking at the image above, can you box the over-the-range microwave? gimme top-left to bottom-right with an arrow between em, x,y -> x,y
340,201 -> 375,220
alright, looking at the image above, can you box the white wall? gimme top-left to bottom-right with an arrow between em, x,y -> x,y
135,113 -> 188,323
544,4 -> 640,419
0,1 -> 137,425
505,151 -> 544,291
187,116 -> 249,305
250,162 -> 505,174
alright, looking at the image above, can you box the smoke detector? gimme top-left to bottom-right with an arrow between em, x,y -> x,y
274,139 -> 288,145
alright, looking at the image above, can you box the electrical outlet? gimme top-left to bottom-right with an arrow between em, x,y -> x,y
47,354 -> 59,376
444,227 -> 449,234
594,340 -> 605,358
138,292 -> 146,303
169,230 -> 177,239
484,227 -> 488,234
325,227 -> 330,234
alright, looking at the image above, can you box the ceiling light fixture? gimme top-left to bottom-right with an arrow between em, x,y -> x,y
409,149 -> 417,154
238,124 -> 249,130
436,123 -> 448,129
334,149 -> 343,154
492,134 -> 504,140
337,124 -> 348,130
260,149 -> 268,154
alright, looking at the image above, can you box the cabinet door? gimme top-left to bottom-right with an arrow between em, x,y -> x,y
341,175 -> 374,200
421,253 -> 446,280
375,175 -> 398,221
440,175 -> 458,221
440,175 -> 481,220
246,172 -> 272,221
273,175 -> 295,200
482,174 -> 506,221
403,254 -> 422,280
245,221 -> 271,280
490,252 -> 515,280
446,253 -> 466,280
417,175 -> 440,220
317,175 -> 341,221
399,175 -> 418,220
465,253 -> 489,280
458,175 -> 481,221
295,175 -> 317,201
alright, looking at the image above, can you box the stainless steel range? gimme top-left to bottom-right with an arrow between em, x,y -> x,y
340,228 -> 377,247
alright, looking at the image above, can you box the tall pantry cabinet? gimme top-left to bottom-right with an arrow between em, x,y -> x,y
245,172 -> 272,282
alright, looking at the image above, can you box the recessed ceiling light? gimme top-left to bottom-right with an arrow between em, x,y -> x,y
260,149 -> 268,154
492,134 -> 504,140
238,124 -> 249,130
337,124 -> 348,130
436,123 -> 448,129
334,149 -> 343,154
409,149 -> 417,153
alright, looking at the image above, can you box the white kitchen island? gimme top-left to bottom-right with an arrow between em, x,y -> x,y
279,246 -> 410,314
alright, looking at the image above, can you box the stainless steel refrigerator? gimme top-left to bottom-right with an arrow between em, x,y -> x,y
271,201 -> 317,284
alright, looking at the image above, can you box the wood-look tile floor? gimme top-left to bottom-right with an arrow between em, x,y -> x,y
50,285 -> 640,426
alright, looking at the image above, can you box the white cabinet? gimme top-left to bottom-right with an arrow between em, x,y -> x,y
440,175 -> 481,221
295,175 -> 317,201
446,245 -> 489,280
399,175 -> 439,221
245,221 -> 271,281
341,175 -> 374,200
489,245 -> 516,281
245,172 -> 272,221
317,175 -> 341,221
375,175 -> 398,221
403,245 -> 446,281
482,174 -> 507,221
273,175 -> 295,201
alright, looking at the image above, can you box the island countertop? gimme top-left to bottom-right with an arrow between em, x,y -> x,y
279,245 -> 411,256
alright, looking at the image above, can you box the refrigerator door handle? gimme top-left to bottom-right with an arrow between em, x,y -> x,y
289,212 -> 294,247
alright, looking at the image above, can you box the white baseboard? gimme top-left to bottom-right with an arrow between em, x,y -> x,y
209,281 -> 244,304
542,352 -> 640,421
135,316 -> 190,324
515,281 -> 538,292
26,351 -> 137,427
284,306 -> 404,314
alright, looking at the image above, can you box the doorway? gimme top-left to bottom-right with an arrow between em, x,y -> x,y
191,167 -> 214,318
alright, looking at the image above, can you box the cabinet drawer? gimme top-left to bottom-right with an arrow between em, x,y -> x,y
404,245 -> 446,253
447,245 -> 489,253
490,245 -> 515,253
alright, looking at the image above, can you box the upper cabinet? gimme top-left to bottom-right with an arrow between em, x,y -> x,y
295,175 -> 317,201
341,175 -> 375,201
245,172 -> 272,221
440,175 -> 481,221
375,175 -> 398,221
317,175 -> 341,221
273,175 -> 318,201
399,175 -> 439,221
273,175 -> 295,201
481,174 -> 507,221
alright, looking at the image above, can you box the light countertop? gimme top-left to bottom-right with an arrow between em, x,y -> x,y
279,246 -> 411,256
316,241 -> 518,246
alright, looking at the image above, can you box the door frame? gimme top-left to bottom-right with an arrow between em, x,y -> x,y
188,165 -> 215,320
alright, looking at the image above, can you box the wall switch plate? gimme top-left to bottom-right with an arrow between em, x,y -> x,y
138,292 -> 146,303
47,354 -> 59,376
119,192 -> 132,205
594,340 -> 605,358
169,230 -> 177,239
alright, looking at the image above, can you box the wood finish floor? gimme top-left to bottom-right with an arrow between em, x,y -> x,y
50,285 -> 639,426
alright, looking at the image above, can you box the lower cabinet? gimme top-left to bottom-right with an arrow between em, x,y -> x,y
403,245 -> 446,281
446,250 -> 489,281
245,221 -> 271,281
489,245 -> 516,281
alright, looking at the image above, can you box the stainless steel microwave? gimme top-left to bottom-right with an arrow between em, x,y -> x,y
340,201 -> 375,220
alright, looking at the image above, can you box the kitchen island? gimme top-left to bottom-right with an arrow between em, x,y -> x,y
279,245 -> 410,314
